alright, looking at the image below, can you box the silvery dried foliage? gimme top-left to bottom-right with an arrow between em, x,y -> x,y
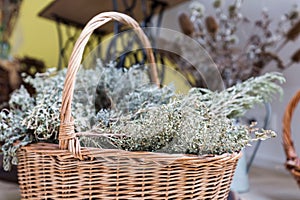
83,72 -> 284,155
94,60 -> 175,121
0,86 -> 34,170
0,69 -> 66,171
0,60 -> 174,171
197,72 -> 286,118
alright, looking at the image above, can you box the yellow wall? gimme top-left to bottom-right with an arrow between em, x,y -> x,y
10,0 -> 59,68
9,0 -> 190,93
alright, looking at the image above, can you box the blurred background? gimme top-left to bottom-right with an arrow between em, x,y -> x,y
1,0 -> 300,199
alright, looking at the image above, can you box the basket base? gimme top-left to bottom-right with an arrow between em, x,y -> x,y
17,143 -> 241,199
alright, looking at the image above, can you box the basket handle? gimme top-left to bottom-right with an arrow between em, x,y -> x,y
283,90 -> 300,168
59,12 -> 159,159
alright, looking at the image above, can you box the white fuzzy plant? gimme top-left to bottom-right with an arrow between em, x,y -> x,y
83,72 -> 284,155
0,60 -> 284,170
0,60 -> 174,171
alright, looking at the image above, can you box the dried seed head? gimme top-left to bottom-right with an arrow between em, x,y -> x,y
213,0 -> 221,8
286,20 -> 300,41
291,49 -> 300,63
228,5 -> 237,18
259,51 -> 284,69
189,1 -> 205,17
178,12 -> 195,36
205,16 -> 218,36
288,5 -> 299,20
289,10 -> 299,20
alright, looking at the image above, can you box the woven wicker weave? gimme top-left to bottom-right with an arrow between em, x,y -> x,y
17,12 -> 241,199
283,90 -> 300,187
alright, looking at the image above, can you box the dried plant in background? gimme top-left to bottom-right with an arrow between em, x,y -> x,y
176,0 -> 300,88
0,0 -> 22,44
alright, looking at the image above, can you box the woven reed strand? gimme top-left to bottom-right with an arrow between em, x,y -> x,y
18,143 -> 240,200
283,90 -> 300,187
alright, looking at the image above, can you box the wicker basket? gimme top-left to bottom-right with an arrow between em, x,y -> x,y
17,12 -> 241,199
283,90 -> 300,187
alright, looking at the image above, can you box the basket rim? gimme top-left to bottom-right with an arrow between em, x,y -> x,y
19,142 -> 242,161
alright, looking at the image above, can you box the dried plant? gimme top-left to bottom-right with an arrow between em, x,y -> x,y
0,0 -> 22,42
1,66 -> 284,170
81,72 -> 284,155
175,0 -> 300,88
0,60 -> 175,171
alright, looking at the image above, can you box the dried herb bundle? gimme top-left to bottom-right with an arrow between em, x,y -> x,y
0,61 -> 175,171
81,72 -> 284,155
0,56 -> 284,171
